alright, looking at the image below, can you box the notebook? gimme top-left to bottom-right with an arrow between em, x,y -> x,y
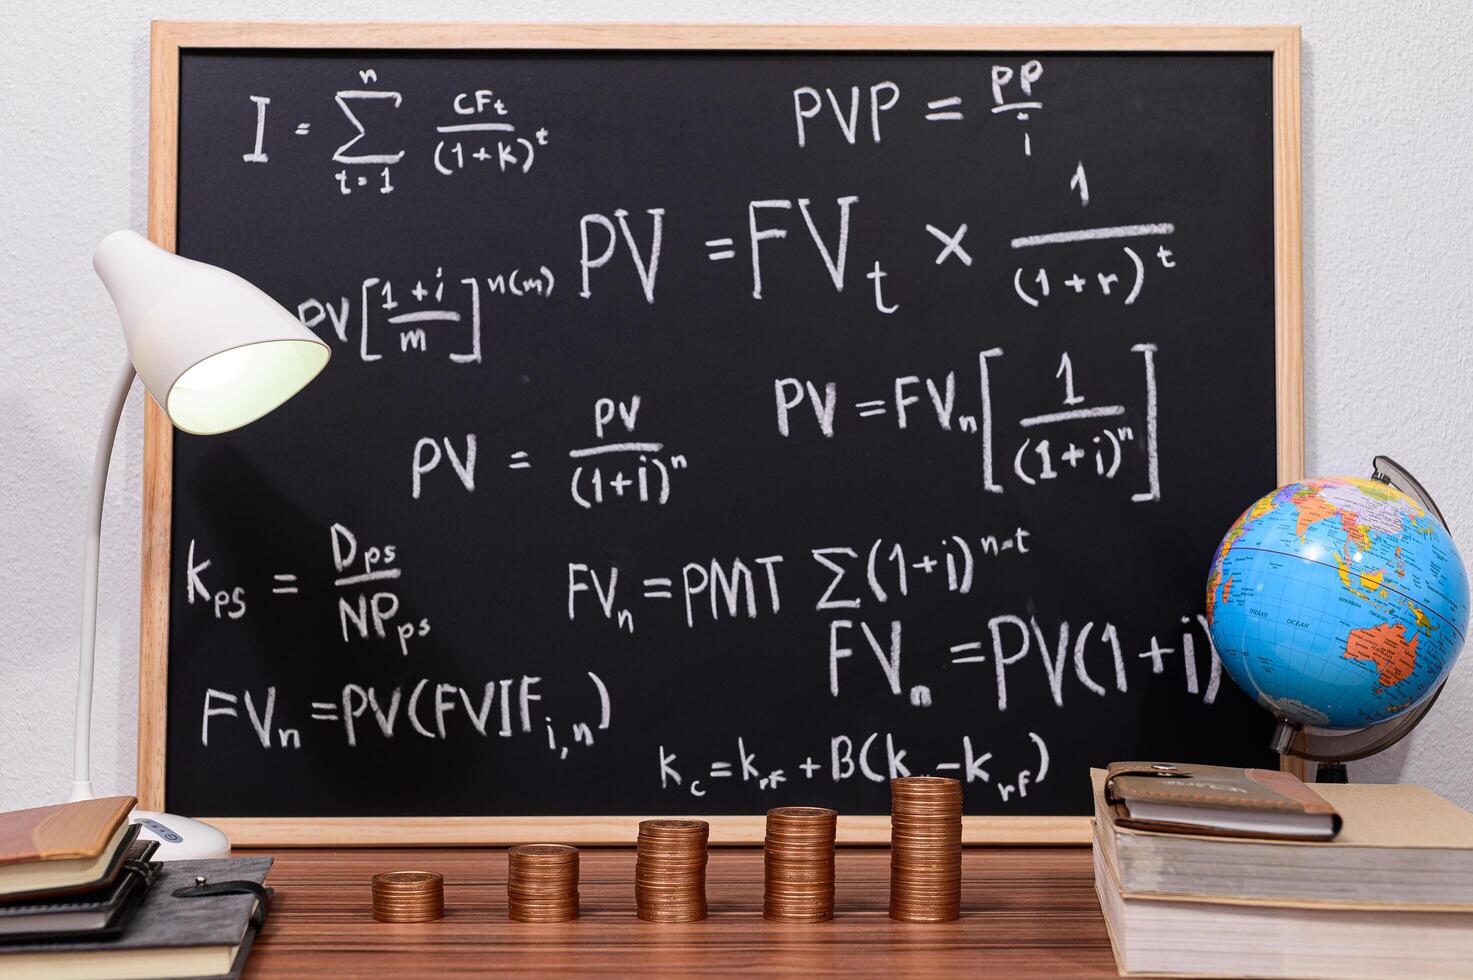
0,839 -> 159,942
0,798 -> 138,899
1105,761 -> 1341,839
0,856 -> 272,979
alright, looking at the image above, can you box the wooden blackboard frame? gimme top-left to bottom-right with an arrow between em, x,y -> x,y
139,21 -> 1303,846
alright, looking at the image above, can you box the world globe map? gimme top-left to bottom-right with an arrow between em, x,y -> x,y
1206,476 -> 1468,730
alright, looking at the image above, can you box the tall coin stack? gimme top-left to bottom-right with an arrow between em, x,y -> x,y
763,806 -> 837,922
635,819 -> 709,921
507,844 -> 580,922
888,776 -> 963,922
371,870 -> 445,923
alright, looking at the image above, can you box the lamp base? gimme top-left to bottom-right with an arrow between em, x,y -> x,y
130,810 -> 231,860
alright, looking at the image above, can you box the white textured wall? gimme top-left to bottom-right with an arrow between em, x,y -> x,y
3,0 -> 1471,812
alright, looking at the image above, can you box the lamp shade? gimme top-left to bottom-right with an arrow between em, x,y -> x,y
93,230 -> 330,434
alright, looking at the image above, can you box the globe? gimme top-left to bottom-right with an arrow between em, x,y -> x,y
1206,476 -> 1468,730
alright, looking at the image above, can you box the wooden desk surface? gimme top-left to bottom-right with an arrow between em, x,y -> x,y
240,845 -> 1120,977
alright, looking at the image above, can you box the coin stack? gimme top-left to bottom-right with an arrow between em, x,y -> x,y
371,870 -> 445,923
888,776 -> 963,922
763,806 -> 837,922
634,819 -> 709,921
506,844 -> 580,922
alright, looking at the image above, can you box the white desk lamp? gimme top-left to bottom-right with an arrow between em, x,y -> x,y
76,230 -> 330,858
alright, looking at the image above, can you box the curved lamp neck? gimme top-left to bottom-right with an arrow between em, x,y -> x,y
72,361 -> 136,802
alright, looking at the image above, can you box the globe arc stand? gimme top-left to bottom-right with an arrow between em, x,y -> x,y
1270,456 -> 1450,783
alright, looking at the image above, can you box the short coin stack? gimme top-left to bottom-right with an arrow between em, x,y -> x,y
634,819 -> 709,921
507,844 -> 580,922
763,806 -> 837,922
888,776 -> 963,922
371,870 -> 445,923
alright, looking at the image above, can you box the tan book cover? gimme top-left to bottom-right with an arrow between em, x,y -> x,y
0,797 -> 137,899
0,798 -> 134,866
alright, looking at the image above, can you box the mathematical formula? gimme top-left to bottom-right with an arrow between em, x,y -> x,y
171,51 -> 1276,814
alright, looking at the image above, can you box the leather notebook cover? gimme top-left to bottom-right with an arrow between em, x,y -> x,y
1105,761 -> 1343,840
0,856 -> 273,980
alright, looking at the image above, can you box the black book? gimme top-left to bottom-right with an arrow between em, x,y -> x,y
0,856 -> 272,979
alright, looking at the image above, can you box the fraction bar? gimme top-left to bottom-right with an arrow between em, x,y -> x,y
387,310 -> 460,323
333,568 -> 403,587
1010,223 -> 1175,249
435,123 -> 516,133
568,442 -> 664,458
1019,405 -> 1125,428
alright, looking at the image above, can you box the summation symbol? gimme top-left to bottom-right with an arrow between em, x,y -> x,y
241,68 -> 551,196
333,86 -> 404,166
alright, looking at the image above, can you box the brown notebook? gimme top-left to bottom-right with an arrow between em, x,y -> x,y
0,797 -> 138,899
1106,762 -> 1341,840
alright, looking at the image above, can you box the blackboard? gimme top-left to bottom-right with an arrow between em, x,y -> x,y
139,24 -> 1302,844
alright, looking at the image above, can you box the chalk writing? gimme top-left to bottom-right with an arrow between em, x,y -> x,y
173,50 -> 1278,820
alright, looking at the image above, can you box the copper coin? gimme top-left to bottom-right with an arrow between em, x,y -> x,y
371,871 -> 444,923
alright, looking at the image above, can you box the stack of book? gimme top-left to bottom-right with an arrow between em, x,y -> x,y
1092,765 -> 1473,978
0,796 -> 270,979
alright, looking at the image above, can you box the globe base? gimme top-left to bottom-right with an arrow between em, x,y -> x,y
1269,718 -> 1299,755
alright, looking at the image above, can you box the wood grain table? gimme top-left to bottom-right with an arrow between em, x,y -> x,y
239,846 -> 1121,977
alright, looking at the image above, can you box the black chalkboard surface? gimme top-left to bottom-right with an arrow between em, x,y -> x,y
148,26 -> 1300,841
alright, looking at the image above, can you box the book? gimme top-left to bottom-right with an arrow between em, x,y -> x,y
0,856 -> 272,979
1094,841 -> 1473,978
1104,761 -> 1340,839
0,798 -> 138,899
1092,768 -> 1473,908
0,839 -> 158,942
